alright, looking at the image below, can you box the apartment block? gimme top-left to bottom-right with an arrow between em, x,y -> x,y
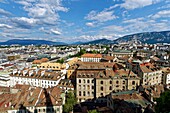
76,62 -> 140,102
138,63 -> 162,85
10,69 -> 65,88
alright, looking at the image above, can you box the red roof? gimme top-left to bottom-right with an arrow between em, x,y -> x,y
81,53 -> 102,58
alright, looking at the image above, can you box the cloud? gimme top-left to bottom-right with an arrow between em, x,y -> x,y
15,1 -> 32,6
12,17 -> 37,29
85,10 -> 117,22
121,0 -> 155,10
0,24 -> 12,29
0,8 -> 11,16
50,29 -> 61,35
123,18 -> 144,23
151,10 -> 170,19
101,25 -> 125,33
85,22 -> 95,27
15,0 -> 68,25
122,17 -> 169,33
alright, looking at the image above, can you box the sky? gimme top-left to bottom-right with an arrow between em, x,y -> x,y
0,0 -> 170,43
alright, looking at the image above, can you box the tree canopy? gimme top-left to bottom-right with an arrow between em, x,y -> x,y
155,90 -> 170,113
63,92 -> 77,113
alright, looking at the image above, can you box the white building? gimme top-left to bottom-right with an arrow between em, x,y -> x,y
81,53 -> 102,62
10,69 -> 65,88
162,68 -> 170,89
0,71 -> 11,87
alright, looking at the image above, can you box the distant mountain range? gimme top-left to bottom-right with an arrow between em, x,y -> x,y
0,31 -> 169,45
114,30 -> 170,44
84,31 -> 170,44
83,38 -> 114,45
0,39 -> 67,45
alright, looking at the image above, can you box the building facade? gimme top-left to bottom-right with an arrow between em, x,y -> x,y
10,69 -> 65,88
80,53 -> 102,62
76,62 -> 140,102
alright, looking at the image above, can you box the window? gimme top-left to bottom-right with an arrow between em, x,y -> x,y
101,93 -> 103,96
92,92 -> 94,96
123,81 -> 125,84
83,79 -> 86,83
92,86 -> 94,89
116,81 -> 119,84
110,81 -> 112,84
100,81 -> 103,84
83,91 -> 86,96
92,80 -> 94,83
43,109 -> 45,112
132,81 -> 135,85
87,80 -> 90,83
109,86 -> 112,90
79,91 -> 81,96
87,91 -> 90,96
79,79 -> 81,83
123,86 -> 125,90
116,85 -> 119,87
101,86 -> 103,91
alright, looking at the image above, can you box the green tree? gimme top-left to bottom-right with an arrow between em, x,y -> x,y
63,92 -> 77,113
155,90 -> 170,113
56,58 -> 64,64
88,110 -> 100,113
79,49 -> 86,56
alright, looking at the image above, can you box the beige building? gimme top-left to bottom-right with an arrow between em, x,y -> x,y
109,50 -> 133,57
76,62 -> 140,102
38,62 -> 66,71
137,63 -> 162,85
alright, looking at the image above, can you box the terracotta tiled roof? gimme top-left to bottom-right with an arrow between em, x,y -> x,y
11,69 -> 64,81
140,63 -> 160,73
103,56 -> 115,60
0,86 -> 63,112
32,60 -> 41,64
81,53 -> 102,58
40,58 -> 49,62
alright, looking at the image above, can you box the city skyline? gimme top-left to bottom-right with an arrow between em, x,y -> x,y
0,0 -> 170,43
